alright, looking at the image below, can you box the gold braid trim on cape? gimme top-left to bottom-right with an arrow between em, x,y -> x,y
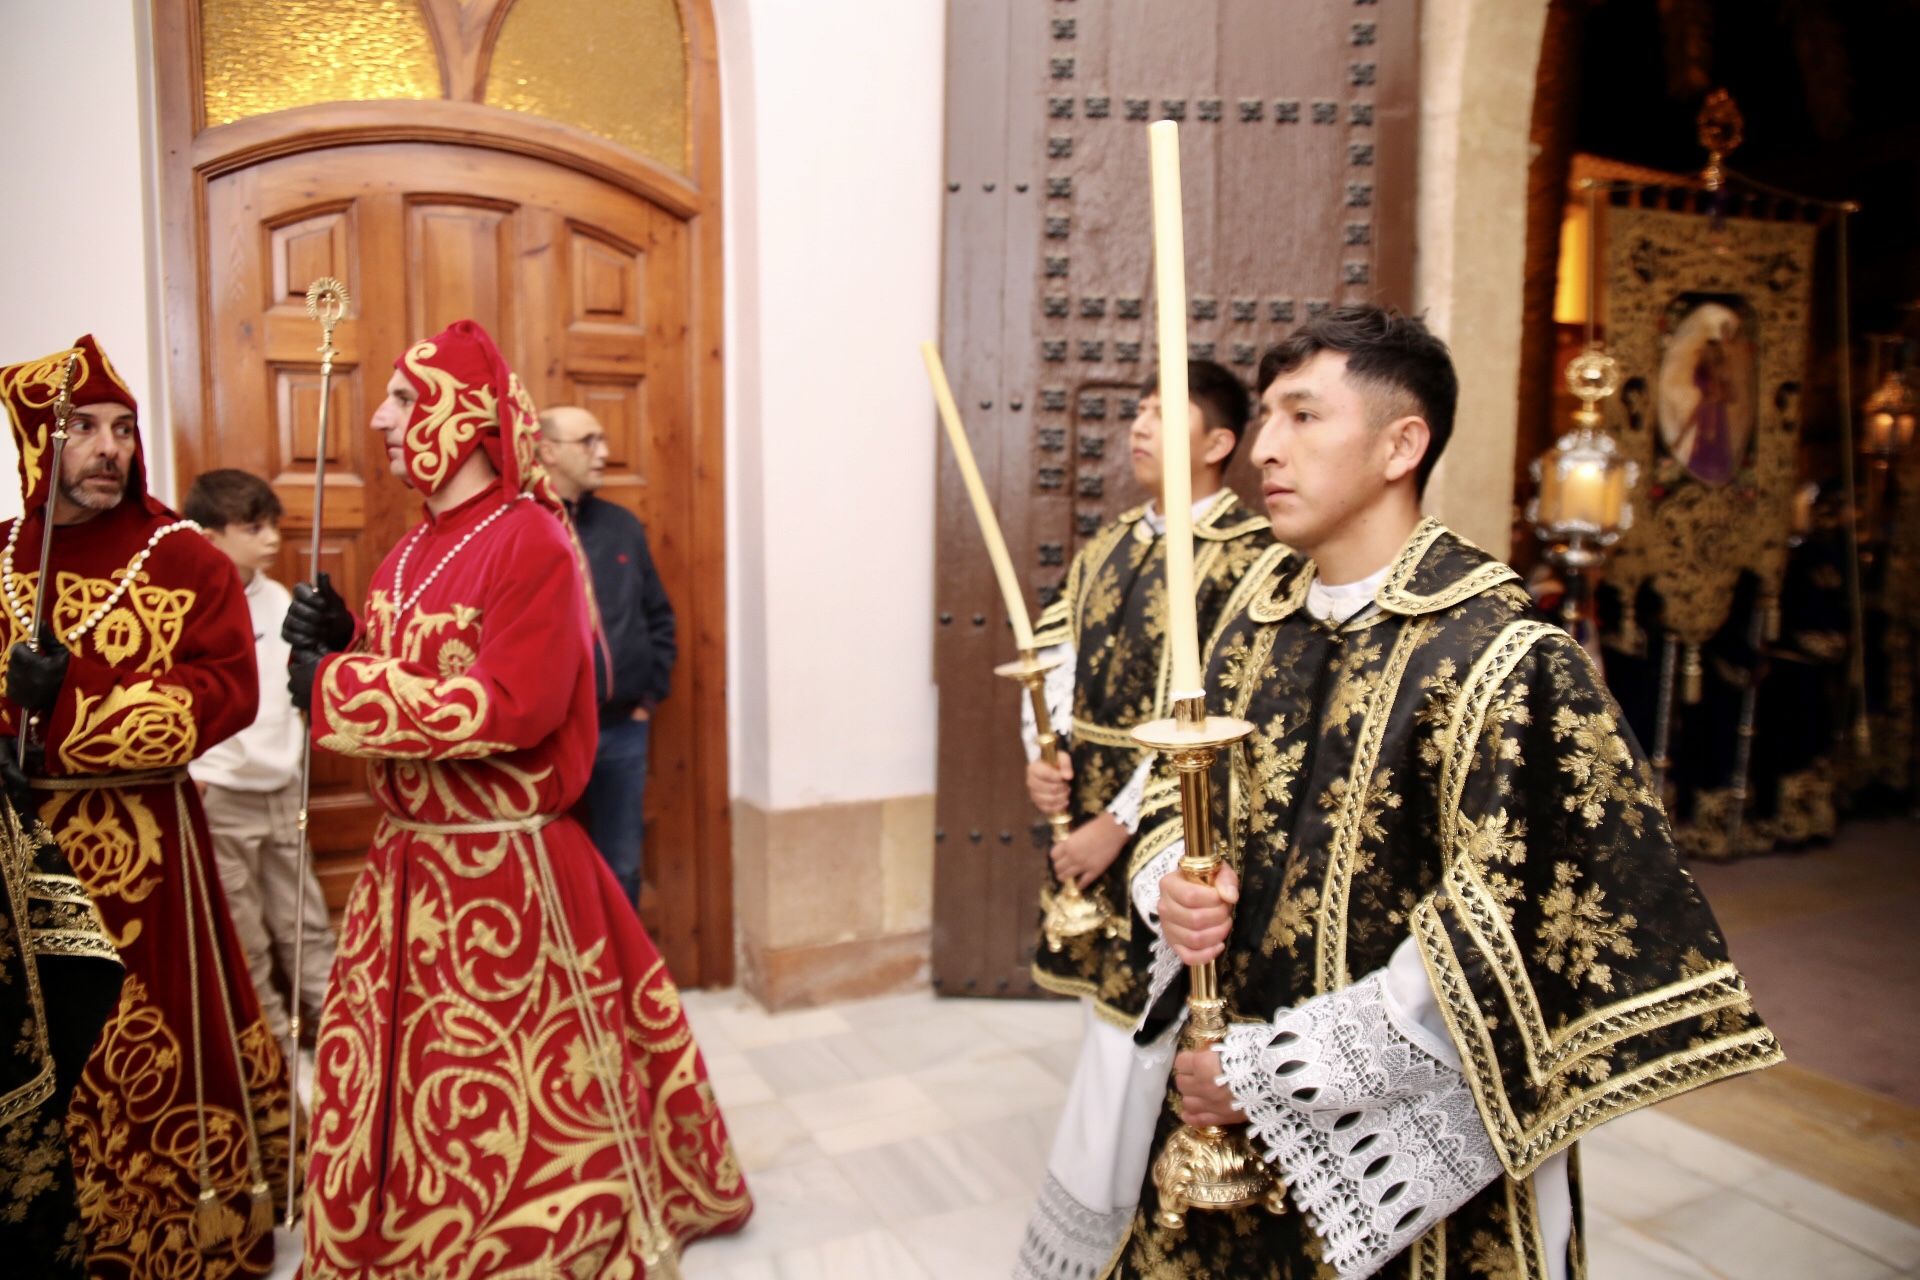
1415,618 -> 1783,1177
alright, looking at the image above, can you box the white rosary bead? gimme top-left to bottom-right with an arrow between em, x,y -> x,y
2,515 -> 200,647
391,496 -> 527,619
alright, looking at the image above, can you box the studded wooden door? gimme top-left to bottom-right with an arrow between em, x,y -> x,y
931,0 -> 1421,998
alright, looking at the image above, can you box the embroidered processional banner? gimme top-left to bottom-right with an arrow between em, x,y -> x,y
1601,204 -> 1818,645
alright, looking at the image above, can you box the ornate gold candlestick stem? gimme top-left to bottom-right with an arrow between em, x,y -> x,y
997,649 -> 1112,949
1132,694 -> 1285,1228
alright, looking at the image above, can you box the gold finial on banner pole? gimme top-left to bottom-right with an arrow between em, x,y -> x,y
284,275 -> 350,1227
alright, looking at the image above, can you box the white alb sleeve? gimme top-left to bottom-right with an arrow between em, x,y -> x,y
1213,937 -> 1503,1279
1128,837 -> 1188,1030
1105,756 -> 1152,834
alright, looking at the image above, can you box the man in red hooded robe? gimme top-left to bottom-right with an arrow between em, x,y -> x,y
286,320 -> 751,1277
0,335 -> 291,1279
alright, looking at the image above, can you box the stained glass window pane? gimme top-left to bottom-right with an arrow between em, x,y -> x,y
201,0 -> 441,128
484,0 -> 689,173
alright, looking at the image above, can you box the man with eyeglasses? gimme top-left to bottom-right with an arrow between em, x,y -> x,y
537,405 -> 676,907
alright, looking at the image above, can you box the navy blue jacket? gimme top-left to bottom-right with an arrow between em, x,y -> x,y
570,493 -> 676,726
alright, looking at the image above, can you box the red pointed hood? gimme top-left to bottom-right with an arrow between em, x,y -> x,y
0,334 -> 153,515
393,320 -> 562,516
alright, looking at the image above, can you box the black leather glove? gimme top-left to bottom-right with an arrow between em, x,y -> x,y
1,745 -> 37,820
7,624 -> 69,714
288,647 -> 323,716
284,572 -> 355,652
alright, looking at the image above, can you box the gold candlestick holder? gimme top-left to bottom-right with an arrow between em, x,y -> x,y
996,649 -> 1115,950
1131,693 -> 1286,1228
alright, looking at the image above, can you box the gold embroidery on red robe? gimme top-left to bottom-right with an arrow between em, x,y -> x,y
57,681 -> 198,773
401,340 -> 497,493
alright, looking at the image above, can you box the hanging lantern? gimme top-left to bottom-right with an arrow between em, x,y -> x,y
1862,366 -> 1918,460
1529,349 -> 1640,567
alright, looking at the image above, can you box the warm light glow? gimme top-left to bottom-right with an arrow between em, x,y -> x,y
1559,459 -> 1610,526
1862,370 -> 1918,459
1529,427 -> 1638,554
200,0 -> 439,126
486,0 -> 690,172
1553,202 -> 1592,327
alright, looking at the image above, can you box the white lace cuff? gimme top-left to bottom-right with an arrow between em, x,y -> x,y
1019,641 -> 1077,761
1105,757 -> 1152,834
1217,971 -> 1502,1279
1129,838 -> 1187,1028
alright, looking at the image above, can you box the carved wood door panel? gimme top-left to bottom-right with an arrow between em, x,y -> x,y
199,141 -> 711,980
932,0 -> 1420,999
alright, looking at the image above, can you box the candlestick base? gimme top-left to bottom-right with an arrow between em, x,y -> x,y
997,650 -> 1115,948
1151,1120 -> 1288,1229
1150,995 -> 1288,1228
1037,876 -> 1116,951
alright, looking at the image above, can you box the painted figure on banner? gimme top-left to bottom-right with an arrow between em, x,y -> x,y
1110,306 -> 1779,1279
0,335 -> 292,1279
1658,298 -> 1757,487
1013,360 -> 1270,1279
285,319 -> 750,1278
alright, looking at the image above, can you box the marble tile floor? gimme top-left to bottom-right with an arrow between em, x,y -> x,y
673,986 -> 1920,1280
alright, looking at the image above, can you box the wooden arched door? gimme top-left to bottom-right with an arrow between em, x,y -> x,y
153,0 -> 732,986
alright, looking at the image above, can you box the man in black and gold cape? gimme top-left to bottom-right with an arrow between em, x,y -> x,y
0,768 -> 123,1276
1015,360 -> 1269,1278
1111,306 -> 1779,1279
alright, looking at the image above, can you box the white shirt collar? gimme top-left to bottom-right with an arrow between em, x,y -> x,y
1306,561 -> 1393,624
1140,490 -> 1223,536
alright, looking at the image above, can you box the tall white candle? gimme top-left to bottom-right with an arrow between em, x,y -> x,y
921,342 -> 1036,651
1149,120 -> 1202,695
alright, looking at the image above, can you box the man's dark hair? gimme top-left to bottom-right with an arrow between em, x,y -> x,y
1256,305 -> 1458,493
1142,358 -> 1253,450
184,468 -> 283,531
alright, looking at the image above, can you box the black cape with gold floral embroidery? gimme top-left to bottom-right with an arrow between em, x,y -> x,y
0,804 -> 122,1278
1028,491 -> 1268,1025
1112,520 -> 1780,1279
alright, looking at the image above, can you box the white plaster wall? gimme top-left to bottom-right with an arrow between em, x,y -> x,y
0,1 -> 166,522
1415,0 -> 1551,558
715,0 -> 945,811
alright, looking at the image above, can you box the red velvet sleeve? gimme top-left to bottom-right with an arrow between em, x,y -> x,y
44,534 -> 260,774
312,515 -> 586,761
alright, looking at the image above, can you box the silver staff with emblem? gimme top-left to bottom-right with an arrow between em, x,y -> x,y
284,275 -> 349,1225
15,349 -> 80,763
